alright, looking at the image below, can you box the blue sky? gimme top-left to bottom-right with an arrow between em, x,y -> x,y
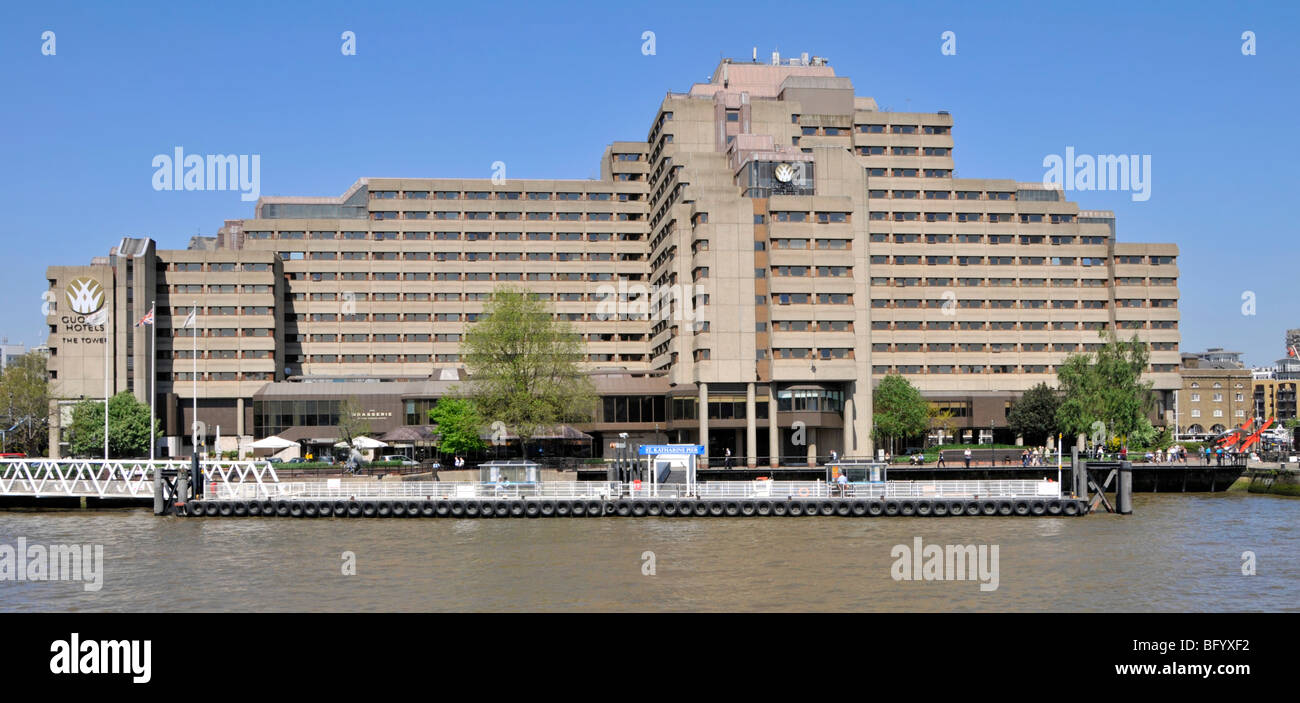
2,0 -> 1296,365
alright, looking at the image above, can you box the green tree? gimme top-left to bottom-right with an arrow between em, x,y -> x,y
1055,332 -> 1154,448
66,391 -> 158,458
1007,382 -> 1061,446
872,375 -> 930,455
428,396 -> 487,456
0,351 -> 51,455
461,286 -> 596,453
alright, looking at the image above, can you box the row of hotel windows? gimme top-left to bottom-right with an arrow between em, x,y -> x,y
794,122 -> 952,136
369,189 -> 640,200
157,314 -> 1178,331
865,319 -> 1178,330
869,234 -> 1108,245
161,309 -> 700,328
870,211 -> 1077,223
170,262 -> 272,272
286,332 -> 644,343
368,211 -> 646,222
855,145 -> 953,157
871,342 -> 1179,352
866,364 -> 1179,374
282,251 -> 643,262
759,266 -> 854,277
872,277 -> 1175,287
862,167 -> 953,178
870,298 -> 1177,309
168,349 -> 273,359
246,231 -> 643,242
868,254 -> 1175,267
284,353 -> 647,364
173,372 -> 274,381
749,211 -> 850,224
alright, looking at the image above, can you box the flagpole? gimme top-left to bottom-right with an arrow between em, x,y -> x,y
192,301 -> 197,458
149,300 -> 156,461
104,310 -> 110,460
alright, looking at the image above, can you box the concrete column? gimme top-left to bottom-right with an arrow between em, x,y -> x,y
48,398 -> 61,460
842,394 -> 855,457
237,397 -> 246,437
745,383 -> 757,467
698,382 -> 709,467
807,427 -> 818,467
768,382 -> 779,468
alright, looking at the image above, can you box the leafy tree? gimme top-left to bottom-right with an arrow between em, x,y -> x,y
872,375 -> 930,455
0,351 -> 51,455
461,286 -> 595,453
927,405 -> 958,446
1007,382 -> 1061,446
66,391 -> 158,458
1055,332 -> 1154,448
428,396 -> 487,456
336,397 -> 372,445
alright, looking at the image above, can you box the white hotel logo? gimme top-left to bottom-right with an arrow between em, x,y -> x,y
65,277 -> 105,315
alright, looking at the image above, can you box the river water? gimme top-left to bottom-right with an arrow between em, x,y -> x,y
1,494 -> 1295,612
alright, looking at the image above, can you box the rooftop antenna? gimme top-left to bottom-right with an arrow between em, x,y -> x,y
752,46 -> 758,62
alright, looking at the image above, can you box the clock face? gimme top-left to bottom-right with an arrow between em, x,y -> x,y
774,163 -> 796,183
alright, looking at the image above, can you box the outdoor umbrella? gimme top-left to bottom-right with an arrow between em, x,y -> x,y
250,436 -> 297,450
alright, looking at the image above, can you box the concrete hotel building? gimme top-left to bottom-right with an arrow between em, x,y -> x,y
44,53 -> 1181,464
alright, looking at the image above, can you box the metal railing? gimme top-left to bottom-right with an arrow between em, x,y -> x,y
207,478 -> 1060,502
212,480 -> 626,501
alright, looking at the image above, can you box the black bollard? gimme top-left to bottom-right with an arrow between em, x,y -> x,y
191,454 -> 202,499
1117,461 -> 1133,514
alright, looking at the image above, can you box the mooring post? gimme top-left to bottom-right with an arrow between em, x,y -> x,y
152,463 -> 165,515
177,458 -> 190,507
191,453 -> 202,499
1117,461 -> 1133,514
1071,447 -> 1085,500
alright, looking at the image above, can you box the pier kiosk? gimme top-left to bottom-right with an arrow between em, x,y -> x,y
479,460 -> 540,484
830,460 -> 888,484
639,444 -> 703,496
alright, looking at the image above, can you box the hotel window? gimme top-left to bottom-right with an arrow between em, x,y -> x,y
772,211 -> 808,222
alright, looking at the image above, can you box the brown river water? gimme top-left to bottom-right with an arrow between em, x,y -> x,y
0,493 -> 1295,612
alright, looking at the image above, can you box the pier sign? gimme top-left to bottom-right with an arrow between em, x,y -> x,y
638,444 -> 704,455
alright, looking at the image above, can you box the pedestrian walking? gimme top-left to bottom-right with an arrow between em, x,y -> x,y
963,448 -> 972,469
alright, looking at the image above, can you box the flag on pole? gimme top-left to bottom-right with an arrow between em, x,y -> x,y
183,308 -> 197,328
135,307 -> 154,327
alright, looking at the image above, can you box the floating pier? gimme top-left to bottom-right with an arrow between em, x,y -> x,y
182,478 -> 1089,518
0,459 -> 1098,518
